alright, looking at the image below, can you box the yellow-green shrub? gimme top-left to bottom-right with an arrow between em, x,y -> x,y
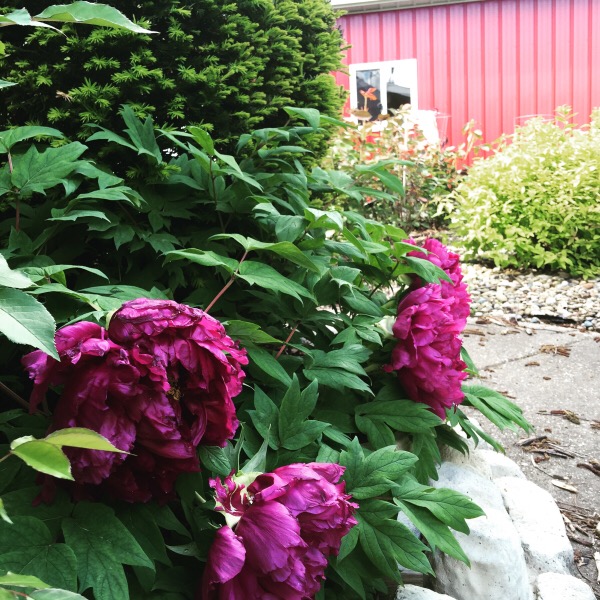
448,107 -> 600,278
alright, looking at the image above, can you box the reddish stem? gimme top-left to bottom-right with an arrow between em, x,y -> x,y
205,250 -> 248,313
275,322 -> 299,360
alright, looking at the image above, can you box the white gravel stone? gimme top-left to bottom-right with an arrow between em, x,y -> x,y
535,572 -> 596,600
459,262 -> 600,331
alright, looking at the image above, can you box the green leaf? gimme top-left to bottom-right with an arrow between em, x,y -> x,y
0,499 -> 12,525
411,431 -> 442,483
246,346 -> 291,387
21,265 -> 108,285
164,250 -> 238,274
238,261 -> 312,302
395,501 -> 470,564
356,399 -> 442,433
62,503 -> 153,600
247,386 -> 280,449
0,488 -> 73,539
0,127 -> 63,153
10,143 -> 87,198
242,435 -> 269,474
357,513 -> 432,580
395,484 -> 484,534
117,505 -> 170,566
401,256 -> 452,284
283,107 -> 321,129
0,546 -> 77,592
303,346 -> 372,394
275,215 -> 305,243
281,421 -> 330,451
304,208 -> 344,231
209,234 -> 319,272
460,346 -> 479,376
351,447 -> 418,500
337,524 -> 359,562
0,9 -> 58,30
462,384 -> 531,432
224,321 -> 279,345
30,590 -> 89,600
72,186 -> 142,205
0,573 -> 50,589
44,428 -> 128,453
341,291 -> 383,317
120,106 -> 162,163
332,555 -> 366,600
283,375 -> 320,421
355,415 -> 395,448
303,367 -> 372,394
0,288 -> 57,358
0,517 -> 77,590
278,378 -> 317,441
47,210 -> 111,223
35,2 -> 157,33
199,446 -> 231,476
9,438 -> 72,480
188,126 -> 214,155
0,256 -> 32,289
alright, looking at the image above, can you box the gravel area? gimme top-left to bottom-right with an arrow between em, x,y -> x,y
461,263 -> 600,332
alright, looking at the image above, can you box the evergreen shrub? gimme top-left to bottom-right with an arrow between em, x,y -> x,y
0,0 -> 345,156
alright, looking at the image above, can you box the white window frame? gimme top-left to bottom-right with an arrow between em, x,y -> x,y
349,59 -> 418,116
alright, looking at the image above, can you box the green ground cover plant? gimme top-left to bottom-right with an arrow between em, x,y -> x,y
447,107 -> 600,278
0,4 -> 531,599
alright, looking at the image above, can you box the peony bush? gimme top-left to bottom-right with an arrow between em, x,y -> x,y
0,10 -> 531,596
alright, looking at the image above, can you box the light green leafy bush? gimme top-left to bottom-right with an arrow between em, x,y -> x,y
448,107 -> 600,278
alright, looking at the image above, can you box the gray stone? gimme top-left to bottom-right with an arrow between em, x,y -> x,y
535,572 -> 596,600
496,477 -> 574,579
477,449 -> 526,480
432,461 -> 502,513
431,507 -> 532,600
395,585 -> 457,600
430,464 -> 532,600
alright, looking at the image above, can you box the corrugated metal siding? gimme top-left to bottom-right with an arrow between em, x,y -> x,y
335,0 -> 599,149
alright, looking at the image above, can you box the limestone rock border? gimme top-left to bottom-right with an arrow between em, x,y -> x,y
395,445 -> 596,600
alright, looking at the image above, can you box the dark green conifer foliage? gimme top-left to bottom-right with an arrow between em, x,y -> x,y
0,0 -> 345,155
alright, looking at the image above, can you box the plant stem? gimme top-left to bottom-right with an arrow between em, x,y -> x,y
275,322 -> 299,360
0,381 -> 30,412
7,152 -> 20,232
368,258 -> 402,299
205,249 -> 248,313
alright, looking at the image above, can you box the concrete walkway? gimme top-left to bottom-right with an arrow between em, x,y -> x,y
461,318 -> 600,597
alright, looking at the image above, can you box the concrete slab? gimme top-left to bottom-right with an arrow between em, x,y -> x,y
460,320 -> 600,598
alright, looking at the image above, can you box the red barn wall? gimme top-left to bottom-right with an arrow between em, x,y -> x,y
335,0 -> 600,149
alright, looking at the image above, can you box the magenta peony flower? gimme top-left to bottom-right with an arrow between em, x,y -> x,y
385,285 -> 468,418
109,299 -> 247,447
22,299 -> 247,503
201,464 -> 358,599
406,238 -> 471,331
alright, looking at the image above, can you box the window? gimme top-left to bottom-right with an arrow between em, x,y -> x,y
349,59 -> 418,121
